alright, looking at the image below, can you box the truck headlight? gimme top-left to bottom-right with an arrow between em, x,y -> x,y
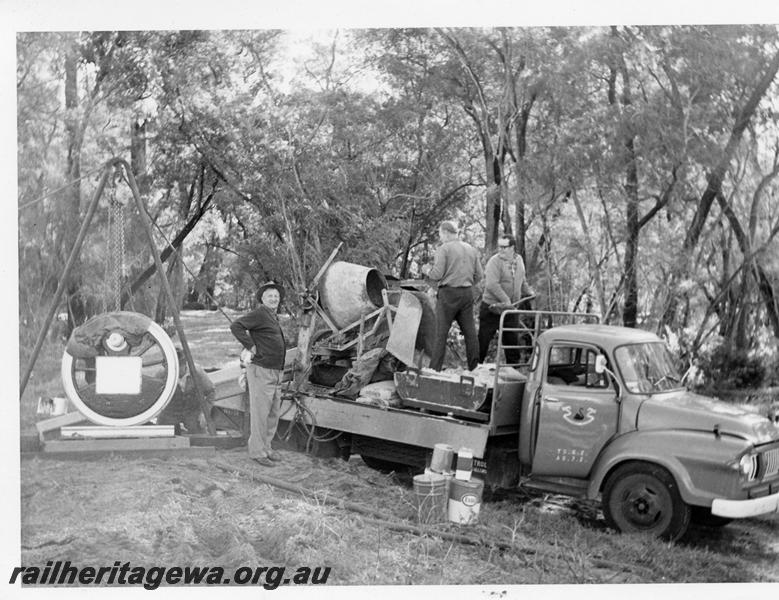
739,453 -> 758,481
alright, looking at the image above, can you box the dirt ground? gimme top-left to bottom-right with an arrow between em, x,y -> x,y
17,310 -> 779,587
19,442 -> 779,586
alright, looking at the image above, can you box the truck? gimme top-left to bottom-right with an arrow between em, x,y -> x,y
209,263 -> 779,541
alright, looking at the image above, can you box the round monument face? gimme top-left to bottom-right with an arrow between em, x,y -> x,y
61,311 -> 179,427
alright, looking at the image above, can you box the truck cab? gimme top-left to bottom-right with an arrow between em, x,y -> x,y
518,322 -> 779,540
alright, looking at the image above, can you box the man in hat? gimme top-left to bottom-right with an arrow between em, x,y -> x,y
230,281 -> 286,466
422,221 -> 483,371
478,234 -> 534,365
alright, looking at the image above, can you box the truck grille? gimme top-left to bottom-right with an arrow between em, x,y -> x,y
761,447 -> 779,479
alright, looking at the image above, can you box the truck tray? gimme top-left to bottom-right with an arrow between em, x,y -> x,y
394,369 -> 490,420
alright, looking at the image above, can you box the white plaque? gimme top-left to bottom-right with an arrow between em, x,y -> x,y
95,356 -> 143,395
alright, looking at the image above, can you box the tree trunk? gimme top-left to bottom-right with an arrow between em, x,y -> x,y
511,91 -> 536,260
485,179 -> 501,252
398,204 -> 416,278
131,117 -> 150,196
754,266 -> 779,339
571,189 -> 608,320
122,189 -> 215,307
623,136 -> 640,328
437,29 -> 503,253
715,191 -> 779,340
63,42 -> 86,331
155,253 -> 181,324
607,28 -> 641,328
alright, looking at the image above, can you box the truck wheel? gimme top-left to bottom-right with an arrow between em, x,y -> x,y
690,506 -> 733,528
602,462 -> 691,541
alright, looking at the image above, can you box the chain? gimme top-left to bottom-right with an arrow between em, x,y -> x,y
104,196 -> 112,314
118,193 -> 126,309
107,171 -> 126,312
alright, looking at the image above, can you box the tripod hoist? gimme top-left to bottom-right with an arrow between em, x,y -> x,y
20,157 -> 216,435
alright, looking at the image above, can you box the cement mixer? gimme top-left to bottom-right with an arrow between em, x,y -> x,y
296,258 -> 434,378
317,261 -> 389,330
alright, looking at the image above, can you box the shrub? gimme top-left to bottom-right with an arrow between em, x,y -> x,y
698,344 -> 766,389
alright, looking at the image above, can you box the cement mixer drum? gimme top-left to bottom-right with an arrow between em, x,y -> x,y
317,261 -> 388,329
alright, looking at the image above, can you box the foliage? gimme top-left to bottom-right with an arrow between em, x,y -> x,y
697,343 -> 768,389
16,26 -> 779,391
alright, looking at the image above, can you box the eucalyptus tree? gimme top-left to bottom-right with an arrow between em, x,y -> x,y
547,25 -> 779,343
430,27 -> 555,256
356,28 -> 484,275
635,26 -> 779,344
17,31 -> 157,337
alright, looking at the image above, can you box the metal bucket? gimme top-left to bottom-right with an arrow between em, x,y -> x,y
317,261 -> 388,329
429,443 -> 455,474
413,472 -> 448,524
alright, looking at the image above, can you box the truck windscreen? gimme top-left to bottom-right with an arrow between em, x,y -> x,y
614,342 -> 683,394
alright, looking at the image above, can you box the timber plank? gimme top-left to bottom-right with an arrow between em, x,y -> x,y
60,425 -> 175,439
34,412 -> 87,441
21,446 -> 216,461
187,433 -> 246,449
43,435 -> 190,453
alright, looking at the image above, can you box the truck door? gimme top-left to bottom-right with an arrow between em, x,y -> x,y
531,344 -> 619,478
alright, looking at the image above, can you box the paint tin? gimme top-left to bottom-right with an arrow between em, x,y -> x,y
412,472 -> 448,524
448,477 -> 484,525
429,443 -> 454,474
455,447 -> 473,481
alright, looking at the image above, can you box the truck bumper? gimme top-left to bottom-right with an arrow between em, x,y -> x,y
711,491 -> 779,518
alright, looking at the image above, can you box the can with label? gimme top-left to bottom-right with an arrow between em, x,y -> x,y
447,477 -> 484,525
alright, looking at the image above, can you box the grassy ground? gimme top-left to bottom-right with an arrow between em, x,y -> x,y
20,448 -> 778,585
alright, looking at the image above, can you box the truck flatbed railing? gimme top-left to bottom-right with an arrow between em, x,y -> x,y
495,309 -> 600,374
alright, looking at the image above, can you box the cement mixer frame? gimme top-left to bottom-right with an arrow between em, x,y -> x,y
294,252 -> 421,374
305,288 -> 401,359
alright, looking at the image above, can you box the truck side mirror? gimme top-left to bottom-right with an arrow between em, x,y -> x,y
595,354 -> 621,400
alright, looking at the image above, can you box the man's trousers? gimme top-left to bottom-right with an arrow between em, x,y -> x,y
246,364 -> 283,459
430,286 -> 479,371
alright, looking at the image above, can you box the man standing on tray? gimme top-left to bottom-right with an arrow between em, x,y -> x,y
478,234 -> 534,365
423,220 -> 483,371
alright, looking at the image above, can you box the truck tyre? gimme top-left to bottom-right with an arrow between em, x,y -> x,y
602,462 -> 691,541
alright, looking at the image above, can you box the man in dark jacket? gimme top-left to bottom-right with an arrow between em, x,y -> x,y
230,281 -> 286,466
